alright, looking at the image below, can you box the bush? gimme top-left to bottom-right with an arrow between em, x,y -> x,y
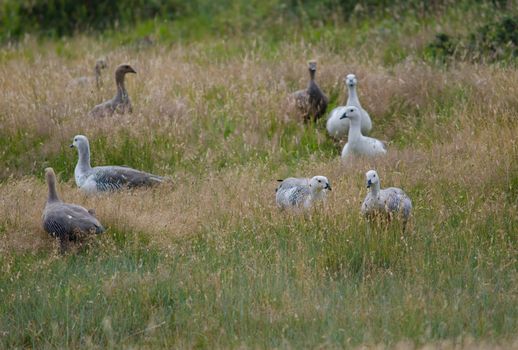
0,0 -> 459,42
424,33 -> 458,63
0,0 -> 183,40
467,15 -> 518,62
424,15 -> 518,64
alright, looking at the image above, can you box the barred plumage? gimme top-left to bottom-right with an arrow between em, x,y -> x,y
276,176 -> 331,210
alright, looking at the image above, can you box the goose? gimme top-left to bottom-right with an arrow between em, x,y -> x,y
276,176 -> 331,209
42,167 -> 105,252
69,58 -> 108,89
290,61 -> 328,122
361,170 -> 412,225
340,106 -> 386,161
70,135 -> 165,194
89,64 -> 136,117
326,74 -> 372,139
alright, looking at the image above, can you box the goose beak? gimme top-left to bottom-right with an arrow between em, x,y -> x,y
325,183 -> 331,191
129,67 -> 137,74
367,179 -> 372,188
69,144 -> 74,148
340,113 -> 348,120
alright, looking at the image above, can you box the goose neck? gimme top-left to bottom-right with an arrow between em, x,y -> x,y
347,85 -> 360,105
347,120 -> 363,141
46,174 -> 60,203
95,66 -> 102,88
370,182 -> 381,195
115,72 -> 127,99
77,144 -> 92,172
309,69 -> 316,81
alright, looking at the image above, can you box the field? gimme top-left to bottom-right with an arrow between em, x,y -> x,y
0,1 -> 517,348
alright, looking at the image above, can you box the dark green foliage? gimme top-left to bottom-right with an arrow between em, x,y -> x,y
0,0 -> 182,40
0,0 -> 466,42
467,15 -> 518,62
424,33 -> 458,63
424,15 -> 518,64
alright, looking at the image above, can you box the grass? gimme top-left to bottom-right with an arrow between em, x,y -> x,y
0,1 -> 517,348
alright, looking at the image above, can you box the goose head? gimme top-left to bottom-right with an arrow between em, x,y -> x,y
308,60 -> 317,72
339,106 -> 361,121
345,74 -> 357,88
70,135 -> 89,152
309,176 -> 331,192
116,64 -> 136,75
95,58 -> 107,70
365,170 -> 379,188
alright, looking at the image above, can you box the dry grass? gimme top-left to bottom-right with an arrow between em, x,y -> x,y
1,43 -> 516,254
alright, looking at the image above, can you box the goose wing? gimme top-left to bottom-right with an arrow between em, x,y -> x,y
93,166 -> 163,191
276,178 -> 310,208
379,188 -> 411,215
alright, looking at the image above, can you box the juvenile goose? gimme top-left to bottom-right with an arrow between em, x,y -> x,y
290,61 -> 328,122
326,74 -> 372,139
70,58 -> 107,89
276,176 -> 331,210
89,64 -> 136,117
340,106 -> 386,161
361,170 -> 412,225
42,167 -> 105,252
71,135 -> 165,194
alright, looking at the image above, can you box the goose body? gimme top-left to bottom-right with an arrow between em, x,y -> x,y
290,61 -> 328,122
89,64 -> 136,117
42,168 -> 105,252
327,74 -> 372,139
361,170 -> 412,224
71,135 -> 165,194
276,176 -> 331,209
340,106 -> 386,161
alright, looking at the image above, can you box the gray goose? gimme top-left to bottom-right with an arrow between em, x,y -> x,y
71,135 -> 165,194
89,64 -> 136,117
361,170 -> 412,227
69,58 -> 107,89
42,168 -> 105,252
291,61 -> 328,122
275,176 -> 331,210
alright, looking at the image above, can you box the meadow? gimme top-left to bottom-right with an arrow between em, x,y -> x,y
0,1 -> 517,348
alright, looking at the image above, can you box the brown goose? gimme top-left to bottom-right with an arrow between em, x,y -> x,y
89,64 -> 136,117
290,61 -> 328,122
42,168 -> 105,252
69,58 -> 107,89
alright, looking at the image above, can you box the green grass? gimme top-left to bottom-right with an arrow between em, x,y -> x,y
1,208 -> 515,348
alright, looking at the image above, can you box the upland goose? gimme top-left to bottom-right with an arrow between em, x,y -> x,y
89,64 -> 136,117
69,58 -> 107,89
361,170 -> 412,225
340,106 -> 386,160
42,167 -> 105,252
276,176 -> 331,209
71,135 -> 165,194
290,61 -> 328,122
326,74 -> 372,139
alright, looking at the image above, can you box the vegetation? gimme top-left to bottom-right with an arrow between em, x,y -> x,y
0,0 -> 517,348
424,15 -> 518,64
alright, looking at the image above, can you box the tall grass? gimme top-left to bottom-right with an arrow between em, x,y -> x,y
0,1 -> 517,348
